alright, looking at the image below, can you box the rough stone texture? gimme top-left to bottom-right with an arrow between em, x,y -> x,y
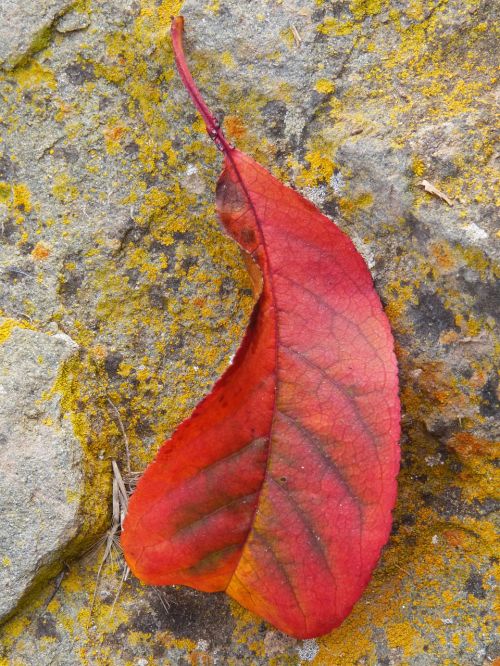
0,324 -> 81,622
0,0 -> 74,70
55,9 -> 90,35
0,0 -> 498,664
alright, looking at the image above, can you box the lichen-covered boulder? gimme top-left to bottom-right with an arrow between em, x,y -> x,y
0,0 -> 498,663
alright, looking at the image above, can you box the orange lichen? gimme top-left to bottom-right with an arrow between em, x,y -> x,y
224,115 -> 247,142
103,123 -> 129,154
31,241 -> 51,260
449,433 -> 496,459
430,242 -> 456,271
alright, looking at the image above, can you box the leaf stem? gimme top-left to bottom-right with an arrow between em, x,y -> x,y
171,16 -> 233,154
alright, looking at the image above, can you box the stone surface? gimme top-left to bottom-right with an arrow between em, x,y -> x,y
0,0 -> 498,663
0,0 -> 74,70
0,324 -> 81,622
55,9 -> 90,34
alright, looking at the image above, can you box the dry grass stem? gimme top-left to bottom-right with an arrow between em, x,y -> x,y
89,460 -> 130,622
107,397 -> 131,474
420,179 -> 454,206
291,24 -> 302,46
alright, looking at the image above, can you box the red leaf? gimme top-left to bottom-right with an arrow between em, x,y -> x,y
121,16 -> 400,639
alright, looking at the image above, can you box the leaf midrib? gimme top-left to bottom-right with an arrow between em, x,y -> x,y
222,149 -> 283,593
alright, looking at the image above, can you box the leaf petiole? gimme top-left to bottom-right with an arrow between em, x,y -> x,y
171,16 -> 233,154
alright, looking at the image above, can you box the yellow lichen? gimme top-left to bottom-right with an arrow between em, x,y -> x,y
338,191 -> 374,217
221,51 -> 236,68
12,60 -> 56,90
48,355 -> 113,552
0,318 -> 32,344
412,156 -> 426,177
350,0 -> 386,20
296,149 -> 336,187
314,78 -> 335,94
317,16 -> 356,36
52,173 -> 79,203
386,621 -> 426,657
12,184 -> 32,213
204,0 -> 220,12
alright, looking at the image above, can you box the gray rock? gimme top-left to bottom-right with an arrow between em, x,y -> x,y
0,0 -> 73,69
55,9 -> 90,34
0,325 -> 81,622
0,0 -> 498,663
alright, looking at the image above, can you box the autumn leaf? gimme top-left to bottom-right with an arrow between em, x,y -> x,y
121,16 -> 400,639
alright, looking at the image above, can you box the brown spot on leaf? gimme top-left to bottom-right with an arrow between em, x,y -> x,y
241,227 -> 256,244
216,173 -> 246,214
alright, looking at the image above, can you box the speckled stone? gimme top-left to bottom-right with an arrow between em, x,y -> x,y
0,0 -> 498,663
0,325 -> 81,623
0,0 -> 74,70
